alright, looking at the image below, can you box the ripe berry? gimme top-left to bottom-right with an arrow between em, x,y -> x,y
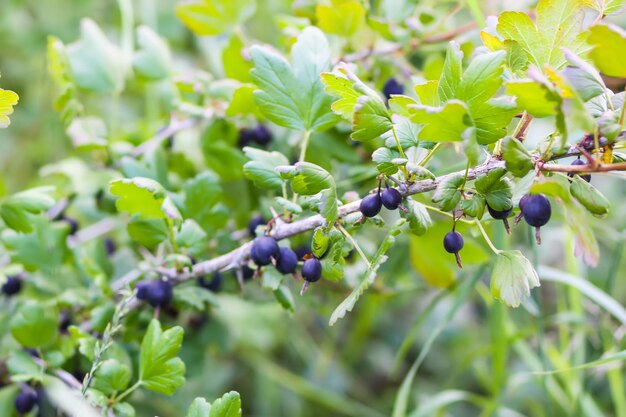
521,194 -> 551,245
568,158 -> 591,182
248,215 -> 266,237
443,230 -> 464,269
302,258 -> 322,282
198,272 -> 222,292
250,236 -> 280,266
136,280 -> 173,308
2,276 -> 22,296
381,187 -> 403,210
487,204 -> 513,234
382,78 -> 404,100
360,193 -> 383,218
104,238 -> 117,255
14,386 -> 38,414
276,247 -> 299,274
294,244 -> 311,260
239,125 -> 272,147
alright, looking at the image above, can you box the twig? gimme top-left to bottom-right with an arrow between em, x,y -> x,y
67,218 -> 117,248
538,161 -> 626,173
131,117 -> 200,157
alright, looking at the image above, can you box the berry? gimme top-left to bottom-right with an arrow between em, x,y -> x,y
568,158 -> 591,182
276,247 -> 299,274
381,187 -> 403,210
239,125 -> 272,147
443,231 -> 464,269
521,194 -> 551,244
301,258 -> 322,283
248,215 -> 266,237
360,193 -> 383,218
104,238 -> 117,255
14,386 -> 38,414
250,236 -> 280,266
294,244 -> 311,260
2,276 -> 22,296
487,204 -> 513,234
136,280 -> 173,308
382,78 -> 404,100
242,265 -> 255,281
198,273 -> 222,292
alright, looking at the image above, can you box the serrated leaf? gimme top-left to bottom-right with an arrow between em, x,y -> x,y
312,227 -> 330,258
133,26 -> 171,80
414,80 -> 440,106
497,0 -> 586,69
139,319 -> 186,395
490,250 -> 540,307
250,27 -> 338,132
321,186 -> 338,225
475,168 -> 513,211
562,48 -> 606,102
506,79 -> 560,117
570,176 -> 610,215
438,42 -> 463,102
175,0 -> 256,36
503,137 -> 535,177
209,391 -> 242,417
400,199 -> 433,235
110,177 -> 180,220
588,24 -> 626,78
186,398 -> 211,417
290,162 -> 335,195
11,303 -> 59,348
329,220 -> 405,325
583,0 -> 626,15
460,194 -> 486,218
243,147 -> 289,190
67,19 -> 124,93
316,1 -> 365,37
408,100 -> 471,143
432,174 -> 464,211
372,147 -> 401,175
127,219 -> 168,249
352,96 -> 393,141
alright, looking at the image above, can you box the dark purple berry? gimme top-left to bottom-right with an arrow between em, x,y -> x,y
382,78 -> 404,100
276,247 -> 299,274
250,125 -> 272,146
2,276 -> 22,296
360,193 -> 382,218
443,231 -> 464,269
63,216 -> 79,235
135,280 -> 151,300
146,280 -> 173,308
198,272 -> 222,292
381,188 -> 403,210
521,194 -> 551,244
59,310 -> 72,333
294,244 -> 311,260
250,236 -> 280,266
104,238 -> 117,255
14,386 -> 38,414
248,215 -> 266,237
242,265 -> 255,281
568,158 -> 591,182
487,204 -> 513,234
301,258 -> 322,283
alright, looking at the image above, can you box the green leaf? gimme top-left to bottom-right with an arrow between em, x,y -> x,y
583,0 -> 626,16
2,218 -> 69,271
176,219 -> 208,251
316,1 -> 365,37
7,350 -> 43,382
506,79 -> 560,118
67,19 -> 124,93
290,162 -> 335,195
320,71 -> 360,119
438,42 -> 463,102
503,137 -> 535,177
460,195 -> 486,218
351,96 -> 393,141
0,186 -> 56,233
490,250 -> 540,307
209,391 -> 242,417
186,398 -> 211,417
414,80 -> 440,106
173,286 -> 218,310
570,177 -> 610,216
243,147 -> 289,190
139,319 -> 186,395
474,168 -> 513,211
127,219 -> 168,249
92,359 -> 132,395
312,227 -> 330,258
250,27 -> 338,132
11,303 -> 59,348
497,0 -> 586,69
223,34 -> 252,82
588,24 -> 626,78
0,80 -> 19,129
273,285 -> 296,312
175,0 -> 256,36
47,36 -> 81,126
66,116 -> 108,149
133,26 -> 171,80
183,172 -> 228,234
372,147 -> 401,175
329,220 -> 405,325
408,100 -> 472,143
400,199 -> 433,236
562,48 -> 606,102
432,174 -> 464,211
110,177 -> 180,220
320,187 -> 339,226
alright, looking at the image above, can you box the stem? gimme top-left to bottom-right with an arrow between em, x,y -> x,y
391,126 -> 410,177
620,94 -> 626,127
337,224 -> 371,268
114,381 -> 142,403
117,0 -> 134,75
298,130 -> 312,163
419,143 -> 441,166
422,204 -> 474,224
166,218 -> 180,254
512,112 -> 533,141
474,219 -> 501,255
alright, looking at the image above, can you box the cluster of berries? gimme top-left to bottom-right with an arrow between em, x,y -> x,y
359,187 -> 405,218
136,279 -> 173,308
250,235 -> 322,294
239,124 -> 272,147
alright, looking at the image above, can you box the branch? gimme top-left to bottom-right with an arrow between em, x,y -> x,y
130,117 -> 200,157
539,161 -> 626,173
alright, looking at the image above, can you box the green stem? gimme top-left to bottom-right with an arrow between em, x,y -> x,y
391,126 -> 410,177
474,219 -> 501,255
422,204 -> 473,224
337,224 -> 371,268
166,218 -> 179,254
299,130 -> 312,163
113,381 -> 142,404
620,89 -> 626,127
419,143 -> 441,166
117,0 -> 134,74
